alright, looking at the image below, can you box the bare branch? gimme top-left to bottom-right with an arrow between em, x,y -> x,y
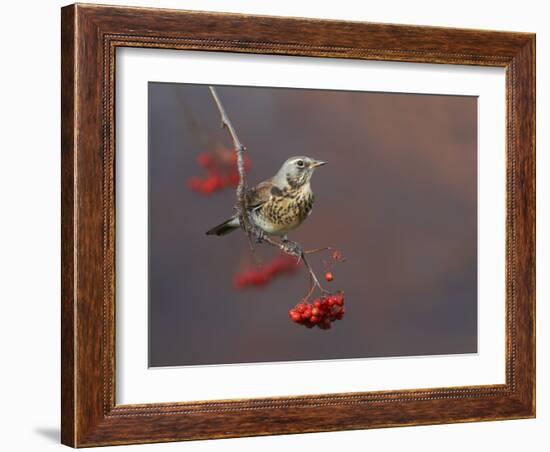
209,86 -> 247,201
255,235 -> 329,299
301,253 -> 329,295
208,87 -> 245,153
209,86 -> 255,248
208,85 -> 330,301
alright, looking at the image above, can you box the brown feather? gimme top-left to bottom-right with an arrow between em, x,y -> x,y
245,178 -> 274,209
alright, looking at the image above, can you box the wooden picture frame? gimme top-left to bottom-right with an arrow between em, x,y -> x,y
61,3 -> 535,447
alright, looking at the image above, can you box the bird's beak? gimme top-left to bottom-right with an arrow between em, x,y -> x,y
311,160 -> 327,168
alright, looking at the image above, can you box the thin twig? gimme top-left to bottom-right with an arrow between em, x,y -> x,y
304,246 -> 336,255
301,252 -> 329,296
208,87 -> 245,154
209,86 -> 255,249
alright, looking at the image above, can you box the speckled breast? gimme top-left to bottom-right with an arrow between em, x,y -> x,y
253,190 -> 314,235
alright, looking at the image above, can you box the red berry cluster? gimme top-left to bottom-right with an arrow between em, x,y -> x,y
187,148 -> 251,195
233,255 -> 299,289
288,292 -> 345,329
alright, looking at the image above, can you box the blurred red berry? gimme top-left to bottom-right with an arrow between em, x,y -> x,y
227,172 -> 240,186
196,153 -> 212,167
202,176 -> 221,193
325,272 -> 334,282
188,149 -> 251,195
331,250 -> 344,262
186,177 -> 202,191
233,255 -> 298,290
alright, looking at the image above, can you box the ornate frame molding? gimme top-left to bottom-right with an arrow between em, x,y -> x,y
61,4 -> 535,447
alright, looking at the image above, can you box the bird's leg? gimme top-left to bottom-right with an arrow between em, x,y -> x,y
259,234 -> 329,300
280,239 -> 302,257
279,235 -> 302,255
261,234 -> 302,258
254,228 -> 265,243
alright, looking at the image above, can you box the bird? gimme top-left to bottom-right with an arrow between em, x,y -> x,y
206,156 -> 327,238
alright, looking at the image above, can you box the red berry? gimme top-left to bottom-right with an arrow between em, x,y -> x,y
325,272 -> 334,282
290,311 -> 301,322
228,171 -> 240,186
197,153 -> 212,167
186,177 -> 202,191
288,292 -> 346,329
201,176 -> 220,193
257,273 -> 270,285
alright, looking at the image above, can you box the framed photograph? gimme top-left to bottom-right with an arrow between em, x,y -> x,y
61,3 -> 535,447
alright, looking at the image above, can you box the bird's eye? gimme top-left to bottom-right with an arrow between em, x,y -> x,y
296,160 -> 304,168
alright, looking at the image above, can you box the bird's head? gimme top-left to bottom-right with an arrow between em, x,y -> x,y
274,156 -> 327,189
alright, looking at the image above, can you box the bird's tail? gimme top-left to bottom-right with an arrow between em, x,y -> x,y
205,216 -> 240,236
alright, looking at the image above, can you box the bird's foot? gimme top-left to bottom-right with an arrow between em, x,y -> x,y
254,228 -> 265,243
281,239 -> 303,257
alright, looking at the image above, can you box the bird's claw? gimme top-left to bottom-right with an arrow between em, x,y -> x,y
254,229 -> 265,243
281,240 -> 303,257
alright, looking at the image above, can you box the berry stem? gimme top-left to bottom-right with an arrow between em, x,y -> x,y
304,246 -> 335,255
301,251 -> 329,301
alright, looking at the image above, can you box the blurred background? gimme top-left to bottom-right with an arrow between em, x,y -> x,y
148,82 -> 477,367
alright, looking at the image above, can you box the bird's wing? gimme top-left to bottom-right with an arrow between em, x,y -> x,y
246,178 -> 274,210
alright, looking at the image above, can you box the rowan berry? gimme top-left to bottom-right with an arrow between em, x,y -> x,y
288,292 -> 345,329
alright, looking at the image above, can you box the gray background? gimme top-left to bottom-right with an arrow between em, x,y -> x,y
148,83 -> 477,367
